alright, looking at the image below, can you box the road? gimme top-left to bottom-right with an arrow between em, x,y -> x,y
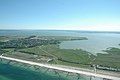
0,55 -> 120,80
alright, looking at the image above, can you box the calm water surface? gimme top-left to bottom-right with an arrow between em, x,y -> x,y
60,33 -> 120,54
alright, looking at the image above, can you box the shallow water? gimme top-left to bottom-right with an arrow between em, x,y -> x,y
0,62 -> 67,80
0,61 -> 88,80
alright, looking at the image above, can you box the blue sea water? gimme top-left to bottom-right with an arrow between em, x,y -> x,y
0,62 -> 69,80
0,61 -> 88,80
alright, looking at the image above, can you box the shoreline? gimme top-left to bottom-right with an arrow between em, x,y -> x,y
0,56 -> 120,80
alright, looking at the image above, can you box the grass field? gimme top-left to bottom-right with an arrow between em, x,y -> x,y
8,44 -> 94,68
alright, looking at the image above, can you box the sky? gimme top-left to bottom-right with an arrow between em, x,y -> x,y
0,0 -> 120,31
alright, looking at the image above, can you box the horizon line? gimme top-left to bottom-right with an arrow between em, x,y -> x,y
0,29 -> 120,32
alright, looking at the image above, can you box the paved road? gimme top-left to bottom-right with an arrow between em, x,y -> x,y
0,55 -> 120,80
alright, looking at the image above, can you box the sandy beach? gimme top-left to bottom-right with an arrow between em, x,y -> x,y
0,55 -> 120,80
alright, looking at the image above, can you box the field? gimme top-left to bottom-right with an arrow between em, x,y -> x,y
3,44 -> 94,68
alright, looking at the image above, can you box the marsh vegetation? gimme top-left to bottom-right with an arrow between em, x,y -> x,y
0,35 -> 120,72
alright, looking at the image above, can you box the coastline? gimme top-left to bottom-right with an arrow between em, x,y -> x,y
0,60 -> 86,80
0,56 -> 120,80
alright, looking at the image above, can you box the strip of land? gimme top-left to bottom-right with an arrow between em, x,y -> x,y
0,55 -> 120,80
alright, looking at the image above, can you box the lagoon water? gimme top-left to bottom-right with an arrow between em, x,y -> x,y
0,30 -> 120,80
60,33 -> 120,54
